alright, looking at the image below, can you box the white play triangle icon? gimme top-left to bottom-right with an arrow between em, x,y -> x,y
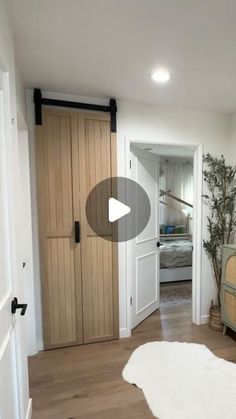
108,197 -> 131,222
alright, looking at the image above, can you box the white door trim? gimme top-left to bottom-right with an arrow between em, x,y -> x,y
124,138 -> 203,335
192,143 -> 203,325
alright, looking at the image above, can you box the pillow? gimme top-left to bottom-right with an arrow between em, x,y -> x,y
165,225 -> 175,234
160,224 -> 166,234
175,225 -> 186,234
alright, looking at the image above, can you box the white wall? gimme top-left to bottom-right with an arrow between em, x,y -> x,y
0,0 -> 31,417
26,90 -> 234,347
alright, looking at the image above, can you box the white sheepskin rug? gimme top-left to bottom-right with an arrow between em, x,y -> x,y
122,341 -> 236,419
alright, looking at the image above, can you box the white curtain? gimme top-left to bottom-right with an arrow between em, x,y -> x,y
159,158 -> 193,228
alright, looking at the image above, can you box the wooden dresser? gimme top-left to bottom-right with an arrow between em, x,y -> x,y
221,244 -> 236,334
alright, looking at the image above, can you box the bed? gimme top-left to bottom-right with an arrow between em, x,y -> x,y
160,235 -> 192,283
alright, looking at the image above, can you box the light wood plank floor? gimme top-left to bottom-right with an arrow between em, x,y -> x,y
29,304 -> 236,419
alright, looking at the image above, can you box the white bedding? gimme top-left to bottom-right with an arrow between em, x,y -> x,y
160,239 -> 192,268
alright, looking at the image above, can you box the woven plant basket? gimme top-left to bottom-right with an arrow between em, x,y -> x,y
210,303 -> 223,332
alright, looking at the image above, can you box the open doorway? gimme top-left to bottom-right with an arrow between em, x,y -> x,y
127,140 -> 202,332
158,148 -> 194,308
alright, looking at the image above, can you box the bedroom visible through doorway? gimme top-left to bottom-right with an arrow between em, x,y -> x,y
159,153 -> 193,308
128,142 -> 197,331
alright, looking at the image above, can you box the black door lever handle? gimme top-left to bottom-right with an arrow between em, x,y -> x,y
11,297 -> 27,316
75,221 -> 80,243
156,241 -> 163,248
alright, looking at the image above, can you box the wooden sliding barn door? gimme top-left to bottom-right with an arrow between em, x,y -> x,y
36,109 -> 83,349
36,108 -> 118,349
71,112 -> 119,343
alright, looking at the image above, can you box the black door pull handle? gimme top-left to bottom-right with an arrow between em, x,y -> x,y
75,221 -> 80,243
11,297 -> 27,316
156,241 -> 163,248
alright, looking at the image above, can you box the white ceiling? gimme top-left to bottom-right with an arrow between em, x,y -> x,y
132,143 -> 194,158
5,0 -> 236,113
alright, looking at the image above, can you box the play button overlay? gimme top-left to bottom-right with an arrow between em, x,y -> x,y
108,198 -> 131,222
85,177 -> 151,242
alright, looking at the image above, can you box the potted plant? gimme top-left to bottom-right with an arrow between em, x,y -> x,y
203,153 -> 236,331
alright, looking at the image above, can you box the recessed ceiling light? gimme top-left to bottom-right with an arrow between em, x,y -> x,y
151,69 -> 170,83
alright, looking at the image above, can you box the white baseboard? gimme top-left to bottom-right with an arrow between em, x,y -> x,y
119,328 -> 131,338
201,314 -> 210,325
25,398 -> 32,419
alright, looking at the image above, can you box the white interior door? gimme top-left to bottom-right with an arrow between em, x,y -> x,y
130,146 -> 160,329
0,72 -> 30,419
